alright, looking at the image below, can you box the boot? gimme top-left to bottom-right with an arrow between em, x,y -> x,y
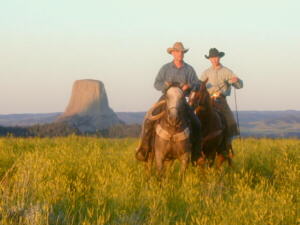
136,96 -> 165,161
185,103 -> 202,163
135,119 -> 155,161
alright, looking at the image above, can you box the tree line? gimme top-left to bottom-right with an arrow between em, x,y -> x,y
0,122 -> 141,138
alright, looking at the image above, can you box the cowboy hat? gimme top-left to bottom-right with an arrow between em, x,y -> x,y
205,48 -> 225,59
167,42 -> 189,54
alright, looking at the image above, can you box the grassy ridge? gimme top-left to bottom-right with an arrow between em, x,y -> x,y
0,137 -> 299,225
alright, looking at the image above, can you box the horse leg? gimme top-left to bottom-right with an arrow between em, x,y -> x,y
206,147 -> 216,168
145,150 -> 155,175
179,152 -> 190,177
163,160 -> 174,176
196,150 -> 207,168
227,144 -> 234,167
155,150 -> 165,178
216,144 -> 234,168
216,153 -> 226,169
217,142 -> 234,168
215,134 -> 232,168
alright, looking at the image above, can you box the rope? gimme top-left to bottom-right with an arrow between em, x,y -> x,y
146,100 -> 166,121
234,88 -> 241,140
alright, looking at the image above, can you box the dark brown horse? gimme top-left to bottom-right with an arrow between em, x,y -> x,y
146,85 -> 192,176
189,80 -> 233,168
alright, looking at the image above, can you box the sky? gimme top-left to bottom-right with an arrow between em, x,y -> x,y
0,0 -> 299,114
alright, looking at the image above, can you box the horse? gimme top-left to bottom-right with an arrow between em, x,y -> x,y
188,80 -> 233,168
145,84 -> 193,176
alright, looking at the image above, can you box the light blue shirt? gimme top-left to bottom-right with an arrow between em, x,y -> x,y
154,62 -> 200,93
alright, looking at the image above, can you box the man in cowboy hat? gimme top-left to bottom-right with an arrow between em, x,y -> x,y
200,48 -> 243,145
136,42 -> 201,161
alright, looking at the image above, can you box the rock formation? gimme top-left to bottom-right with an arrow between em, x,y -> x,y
57,79 -> 122,132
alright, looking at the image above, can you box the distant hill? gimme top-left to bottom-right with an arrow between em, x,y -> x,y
0,110 -> 300,138
236,110 -> 300,137
116,112 -> 145,125
0,113 -> 60,127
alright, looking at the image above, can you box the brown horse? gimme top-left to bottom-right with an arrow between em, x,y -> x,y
189,80 -> 233,168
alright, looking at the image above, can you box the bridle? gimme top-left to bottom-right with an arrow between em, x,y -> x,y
155,86 -> 190,142
165,88 -> 185,127
189,86 -> 210,114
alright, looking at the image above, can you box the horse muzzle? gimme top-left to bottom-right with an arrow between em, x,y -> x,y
168,108 -> 179,125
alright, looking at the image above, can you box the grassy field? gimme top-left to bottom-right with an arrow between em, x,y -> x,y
0,136 -> 299,225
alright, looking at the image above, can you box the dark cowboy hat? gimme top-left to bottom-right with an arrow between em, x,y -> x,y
205,48 -> 225,59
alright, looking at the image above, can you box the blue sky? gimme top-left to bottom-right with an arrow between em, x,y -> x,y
0,0 -> 299,113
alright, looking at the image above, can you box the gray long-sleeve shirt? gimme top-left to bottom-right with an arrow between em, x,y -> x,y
154,62 -> 200,93
200,65 -> 243,97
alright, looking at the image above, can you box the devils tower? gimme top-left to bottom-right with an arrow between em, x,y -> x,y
57,79 -> 122,132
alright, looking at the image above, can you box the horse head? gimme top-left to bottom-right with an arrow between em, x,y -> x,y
188,79 -> 211,114
164,84 -> 185,126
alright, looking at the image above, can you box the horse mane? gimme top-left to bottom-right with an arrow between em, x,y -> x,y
198,81 -> 214,115
164,82 -> 182,94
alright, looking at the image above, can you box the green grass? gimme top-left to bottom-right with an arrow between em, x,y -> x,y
0,136 -> 299,225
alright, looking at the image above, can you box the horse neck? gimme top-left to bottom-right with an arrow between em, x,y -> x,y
197,93 -> 214,122
206,97 -> 214,114
160,108 -> 187,133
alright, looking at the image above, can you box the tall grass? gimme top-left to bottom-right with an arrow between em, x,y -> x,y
0,136 -> 299,225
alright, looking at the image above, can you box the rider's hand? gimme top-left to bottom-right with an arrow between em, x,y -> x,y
229,77 -> 239,84
181,84 -> 190,91
164,82 -> 171,88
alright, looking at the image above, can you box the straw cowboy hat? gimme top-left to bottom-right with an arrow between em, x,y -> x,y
167,42 -> 189,54
205,48 -> 225,59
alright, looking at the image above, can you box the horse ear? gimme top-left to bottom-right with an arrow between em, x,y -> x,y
200,79 -> 208,90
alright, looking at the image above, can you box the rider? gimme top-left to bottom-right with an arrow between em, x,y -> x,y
200,48 -> 243,145
136,42 -> 201,161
